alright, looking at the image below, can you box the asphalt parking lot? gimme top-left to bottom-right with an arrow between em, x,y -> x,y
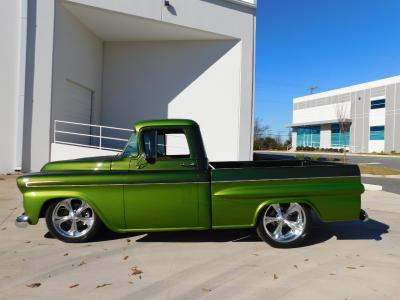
1,175 -> 399,300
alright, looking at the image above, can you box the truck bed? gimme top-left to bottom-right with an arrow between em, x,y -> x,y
208,159 -> 363,229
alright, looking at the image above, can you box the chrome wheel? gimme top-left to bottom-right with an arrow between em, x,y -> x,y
52,199 -> 95,238
263,203 -> 306,243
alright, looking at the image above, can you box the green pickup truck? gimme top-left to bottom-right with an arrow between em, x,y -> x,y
16,119 -> 367,247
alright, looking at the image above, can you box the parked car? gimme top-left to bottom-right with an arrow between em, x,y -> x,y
15,119 -> 367,247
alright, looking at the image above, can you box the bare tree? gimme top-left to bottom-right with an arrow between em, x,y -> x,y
253,118 -> 270,150
254,117 -> 269,140
336,103 -> 351,163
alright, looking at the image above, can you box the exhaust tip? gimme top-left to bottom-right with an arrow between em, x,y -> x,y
360,209 -> 369,222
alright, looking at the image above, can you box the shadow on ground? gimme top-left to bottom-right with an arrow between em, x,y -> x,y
44,219 -> 389,247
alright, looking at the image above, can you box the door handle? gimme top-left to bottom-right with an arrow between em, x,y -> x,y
180,162 -> 196,168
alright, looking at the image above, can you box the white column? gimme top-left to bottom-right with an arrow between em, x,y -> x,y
320,124 -> 331,148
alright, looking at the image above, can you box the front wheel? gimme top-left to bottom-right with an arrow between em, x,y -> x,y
256,203 -> 311,248
45,198 -> 102,243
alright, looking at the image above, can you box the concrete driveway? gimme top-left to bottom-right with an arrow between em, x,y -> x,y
1,175 -> 399,300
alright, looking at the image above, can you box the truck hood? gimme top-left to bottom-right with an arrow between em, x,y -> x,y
40,156 -> 115,172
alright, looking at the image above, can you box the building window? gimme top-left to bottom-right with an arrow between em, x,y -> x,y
297,126 -> 320,148
331,124 -> 350,148
370,99 -> 385,109
369,126 -> 385,140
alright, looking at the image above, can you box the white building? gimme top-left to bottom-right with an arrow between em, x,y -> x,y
289,75 -> 400,153
0,0 -> 256,173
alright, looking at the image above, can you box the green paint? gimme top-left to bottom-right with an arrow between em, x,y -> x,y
16,119 -> 364,233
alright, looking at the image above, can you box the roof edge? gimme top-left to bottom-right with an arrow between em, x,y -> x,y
294,75 -> 400,103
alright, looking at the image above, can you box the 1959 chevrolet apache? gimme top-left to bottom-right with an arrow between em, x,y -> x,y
16,119 -> 367,247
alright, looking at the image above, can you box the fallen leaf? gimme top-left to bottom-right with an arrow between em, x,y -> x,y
78,261 -> 86,266
359,265 -> 365,268
24,241 -> 31,244
69,284 -> 79,288
1,227 -> 6,231
126,239 -> 131,243
64,253 -> 69,256
273,273 -> 278,280
131,266 -> 143,276
252,253 -> 259,256
128,281 -> 134,285
293,265 -> 298,269
123,256 -> 129,261
329,273 -> 336,276
346,266 -> 356,269
304,259 -> 309,261
139,275 -> 142,280
96,283 -> 111,288
26,283 -> 41,288
356,254 -> 360,257
201,288 -> 211,292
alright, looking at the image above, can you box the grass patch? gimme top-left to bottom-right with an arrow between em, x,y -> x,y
359,164 -> 400,175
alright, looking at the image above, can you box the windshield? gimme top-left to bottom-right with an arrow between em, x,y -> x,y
122,131 -> 138,157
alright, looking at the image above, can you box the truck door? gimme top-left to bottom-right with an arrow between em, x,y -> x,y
124,127 -> 206,229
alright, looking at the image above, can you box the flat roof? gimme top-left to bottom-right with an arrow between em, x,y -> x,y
294,75 -> 400,103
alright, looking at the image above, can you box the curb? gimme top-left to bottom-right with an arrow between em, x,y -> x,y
361,174 -> 400,179
362,183 -> 383,191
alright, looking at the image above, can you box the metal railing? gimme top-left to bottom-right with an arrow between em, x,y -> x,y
54,120 -> 133,152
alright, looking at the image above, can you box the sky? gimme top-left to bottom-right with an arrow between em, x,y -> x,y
255,0 -> 400,134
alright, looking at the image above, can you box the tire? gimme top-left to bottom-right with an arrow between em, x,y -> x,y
256,202 -> 311,248
45,198 -> 102,243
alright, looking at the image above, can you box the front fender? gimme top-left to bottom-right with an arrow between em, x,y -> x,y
22,188 -> 125,232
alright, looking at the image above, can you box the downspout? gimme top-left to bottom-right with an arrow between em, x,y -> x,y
15,0 -> 28,171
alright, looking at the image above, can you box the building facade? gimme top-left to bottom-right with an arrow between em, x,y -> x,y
0,0 -> 256,173
290,75 -> 400,153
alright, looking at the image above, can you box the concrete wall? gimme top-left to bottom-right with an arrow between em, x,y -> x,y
102,40 -> 242,161
51,2 -> 103,130
0,1 -> 19,172
12,0 -> 255,172
26,0 -> 55,171
68,0 -> 255,160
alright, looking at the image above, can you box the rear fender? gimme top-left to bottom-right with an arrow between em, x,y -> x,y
253,198 -> 321,225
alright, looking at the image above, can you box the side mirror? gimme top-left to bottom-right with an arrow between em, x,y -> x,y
141,152 -> 148,161
140,152 -> 156,164
141,152 -> 154,162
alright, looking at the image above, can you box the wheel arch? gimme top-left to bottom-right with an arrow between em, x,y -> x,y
24,191 -> 110,230
252,198 -> 321,226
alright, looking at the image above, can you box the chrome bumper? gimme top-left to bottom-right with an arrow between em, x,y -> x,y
15,213 -> 29,228
360,209 -> 369,222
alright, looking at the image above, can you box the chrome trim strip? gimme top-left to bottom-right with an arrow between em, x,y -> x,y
211,175 -> 360,183
25,175 -> 359,188
26,181 -> 210,188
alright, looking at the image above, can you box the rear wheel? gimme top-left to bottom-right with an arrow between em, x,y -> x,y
256,203 -> 311,248
45,198 -> 102,243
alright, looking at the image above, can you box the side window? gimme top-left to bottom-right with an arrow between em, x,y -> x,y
156,129 -> 190,159
370,99 -> 385,109
142,130 -> 157,158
